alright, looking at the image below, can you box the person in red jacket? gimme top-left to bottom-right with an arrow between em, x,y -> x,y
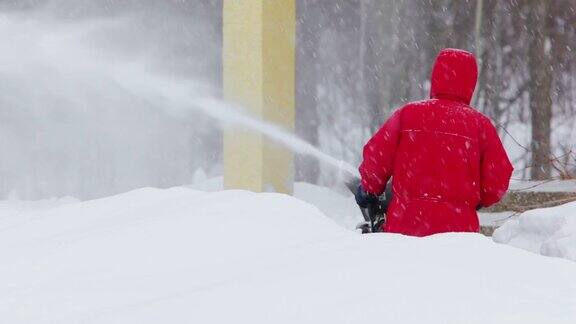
356,48 -> 513,237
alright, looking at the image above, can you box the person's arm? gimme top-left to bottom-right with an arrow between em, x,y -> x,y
359,109 -> 402,196
478,118 -> 514,207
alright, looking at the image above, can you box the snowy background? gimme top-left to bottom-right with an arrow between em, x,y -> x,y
0,0 -> 574,200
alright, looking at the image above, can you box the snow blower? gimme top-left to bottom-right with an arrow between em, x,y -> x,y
346,177 -> 392,234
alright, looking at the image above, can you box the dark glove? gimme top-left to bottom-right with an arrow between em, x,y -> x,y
355,185 -> 378,208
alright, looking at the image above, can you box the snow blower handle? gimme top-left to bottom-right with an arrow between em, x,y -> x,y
346,177 -> 389,234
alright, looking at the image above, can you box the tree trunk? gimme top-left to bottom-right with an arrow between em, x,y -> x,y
362,0 -> 391,132
528,0 -> 553,180
295,0 -> 321,183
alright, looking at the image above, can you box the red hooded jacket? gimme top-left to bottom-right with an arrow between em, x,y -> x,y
359,48 -> 513,236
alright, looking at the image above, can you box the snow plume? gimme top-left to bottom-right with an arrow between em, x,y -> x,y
0,7 -> 220,200
110,67 -> 359,180
0,3 -> 356,200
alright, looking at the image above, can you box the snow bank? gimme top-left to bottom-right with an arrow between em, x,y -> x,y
1,187 -> 575,323
493,201 -> 576,262
190,177 -> 363,229
0,196 -> 78,232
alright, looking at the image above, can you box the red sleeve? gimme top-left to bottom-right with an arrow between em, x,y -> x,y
479,118 -> 514,207
359,109 -> 402,195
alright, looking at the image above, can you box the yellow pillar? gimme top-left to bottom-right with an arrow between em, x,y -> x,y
223,0 -> 295,193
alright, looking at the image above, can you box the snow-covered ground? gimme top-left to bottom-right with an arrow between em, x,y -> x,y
509,179 -> 576,192
493,201 -> 576,262
478,211 -> 517,228
1,187 -> 575,323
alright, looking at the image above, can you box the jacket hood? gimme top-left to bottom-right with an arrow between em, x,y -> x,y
430,48 -> 478,104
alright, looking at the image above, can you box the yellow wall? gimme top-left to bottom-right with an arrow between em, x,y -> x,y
223,0 -> 295,193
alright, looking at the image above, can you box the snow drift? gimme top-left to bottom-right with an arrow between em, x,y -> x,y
493,201 -> 576,262
1,188 -> 575,323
